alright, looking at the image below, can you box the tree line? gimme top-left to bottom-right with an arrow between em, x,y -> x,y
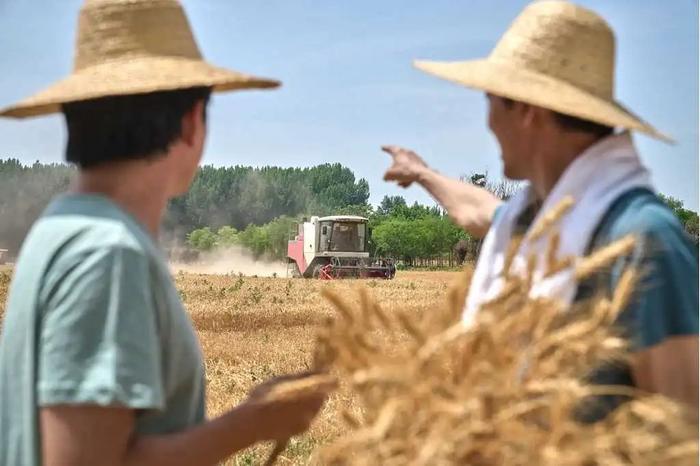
186,196 -> 473,267
0,159 -> 74,256
175,179 -> 700,267
0,159 -> 370,257
1,158 -> 698,265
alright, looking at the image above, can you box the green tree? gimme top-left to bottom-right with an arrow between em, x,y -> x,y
238,225 -> 271,259
216,226 -> 239,247
187,227 -> 217,251
0,159 -> 74,255
376,195 -> 408,217
373,218 -> 421,265
658,194 -> 699,242
264,216 -> 298,260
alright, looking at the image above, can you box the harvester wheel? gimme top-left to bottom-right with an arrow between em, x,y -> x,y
311,263 -> 325,279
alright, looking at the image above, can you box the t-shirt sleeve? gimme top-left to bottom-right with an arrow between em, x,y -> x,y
610,206 -> 699,350
37,245 -> 164,410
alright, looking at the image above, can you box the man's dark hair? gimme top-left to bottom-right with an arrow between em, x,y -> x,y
63,87 -> 212,169
500,96 -> 614,139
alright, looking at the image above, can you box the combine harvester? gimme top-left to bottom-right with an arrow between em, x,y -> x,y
287,216 -> 395,279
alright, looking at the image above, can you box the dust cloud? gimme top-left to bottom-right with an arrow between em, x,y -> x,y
170,245 -> 288,277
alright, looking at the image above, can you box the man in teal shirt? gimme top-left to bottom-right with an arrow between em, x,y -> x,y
381,0 -> 698,416
0,1 -> 331,465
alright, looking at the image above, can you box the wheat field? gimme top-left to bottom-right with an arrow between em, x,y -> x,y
0,268 -> 459,465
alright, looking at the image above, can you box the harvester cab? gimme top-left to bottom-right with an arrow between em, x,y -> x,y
287,216 -> 395,279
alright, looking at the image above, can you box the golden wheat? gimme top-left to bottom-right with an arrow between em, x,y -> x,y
1,241 -> 696,466
312,234 -> 698,466
180,270 -> 456,465
0,269 -> 457,465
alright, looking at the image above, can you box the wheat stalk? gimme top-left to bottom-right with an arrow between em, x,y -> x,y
528,196 -> 575,242
312,232 -> 698,465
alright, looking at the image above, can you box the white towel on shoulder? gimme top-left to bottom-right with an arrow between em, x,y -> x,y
463,131 -> 654,325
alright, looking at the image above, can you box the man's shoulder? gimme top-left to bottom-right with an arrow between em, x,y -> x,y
596,189 -> 691,248
34,194 -> 154,259
20,220 -> 144,280
598,190 -> 698,348
13,195 -> 160,293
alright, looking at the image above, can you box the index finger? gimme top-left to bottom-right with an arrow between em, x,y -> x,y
381,145 -> 404,157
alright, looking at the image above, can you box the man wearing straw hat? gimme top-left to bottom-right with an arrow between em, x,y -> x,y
0,1 -> 332,465
383,0 -> 698,417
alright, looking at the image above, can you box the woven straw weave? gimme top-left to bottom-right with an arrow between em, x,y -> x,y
414,1 -> 670,142
0,0 -> 279,118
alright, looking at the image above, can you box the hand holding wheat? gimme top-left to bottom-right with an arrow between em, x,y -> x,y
244,372 -> 336,465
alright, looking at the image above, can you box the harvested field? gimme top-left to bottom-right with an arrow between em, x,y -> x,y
4,261 -> 694,465
0,269 -> 461,465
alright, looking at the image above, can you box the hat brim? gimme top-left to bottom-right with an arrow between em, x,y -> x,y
414,59 -> 672,143
0,56 -> 281,118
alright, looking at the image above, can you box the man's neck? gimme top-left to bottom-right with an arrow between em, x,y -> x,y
73,160 -> 172,237
529,132 -> 605,202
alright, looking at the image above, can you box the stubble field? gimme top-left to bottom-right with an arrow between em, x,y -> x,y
0,268 -> 461,465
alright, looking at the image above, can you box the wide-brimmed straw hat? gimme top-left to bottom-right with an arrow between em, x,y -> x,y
0,0 -> 280,118
414,0 -> 671,142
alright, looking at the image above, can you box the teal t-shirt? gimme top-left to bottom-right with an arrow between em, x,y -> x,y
578,188 -> 699,348
495,188 -> 698,420
0,194 -> 206,466
576,188 -> 698,421
493,188 -> 698,347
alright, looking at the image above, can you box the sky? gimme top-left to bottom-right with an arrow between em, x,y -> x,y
0,0 -> 697,210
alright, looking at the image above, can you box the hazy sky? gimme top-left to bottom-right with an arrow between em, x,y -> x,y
0,0 -> 697,209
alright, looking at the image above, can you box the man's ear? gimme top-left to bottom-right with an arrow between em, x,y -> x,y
180,100 -> 206,147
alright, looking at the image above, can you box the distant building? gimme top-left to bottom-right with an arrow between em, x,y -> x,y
0,249 -> 7,264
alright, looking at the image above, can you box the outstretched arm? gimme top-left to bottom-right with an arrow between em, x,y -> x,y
381,145 -> 502,238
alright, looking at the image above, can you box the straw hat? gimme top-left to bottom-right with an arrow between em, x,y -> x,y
414,1 -> 671,142
0,0 -> 280,118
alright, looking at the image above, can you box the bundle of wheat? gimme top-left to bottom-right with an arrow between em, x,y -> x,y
310,200 -> 698,466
